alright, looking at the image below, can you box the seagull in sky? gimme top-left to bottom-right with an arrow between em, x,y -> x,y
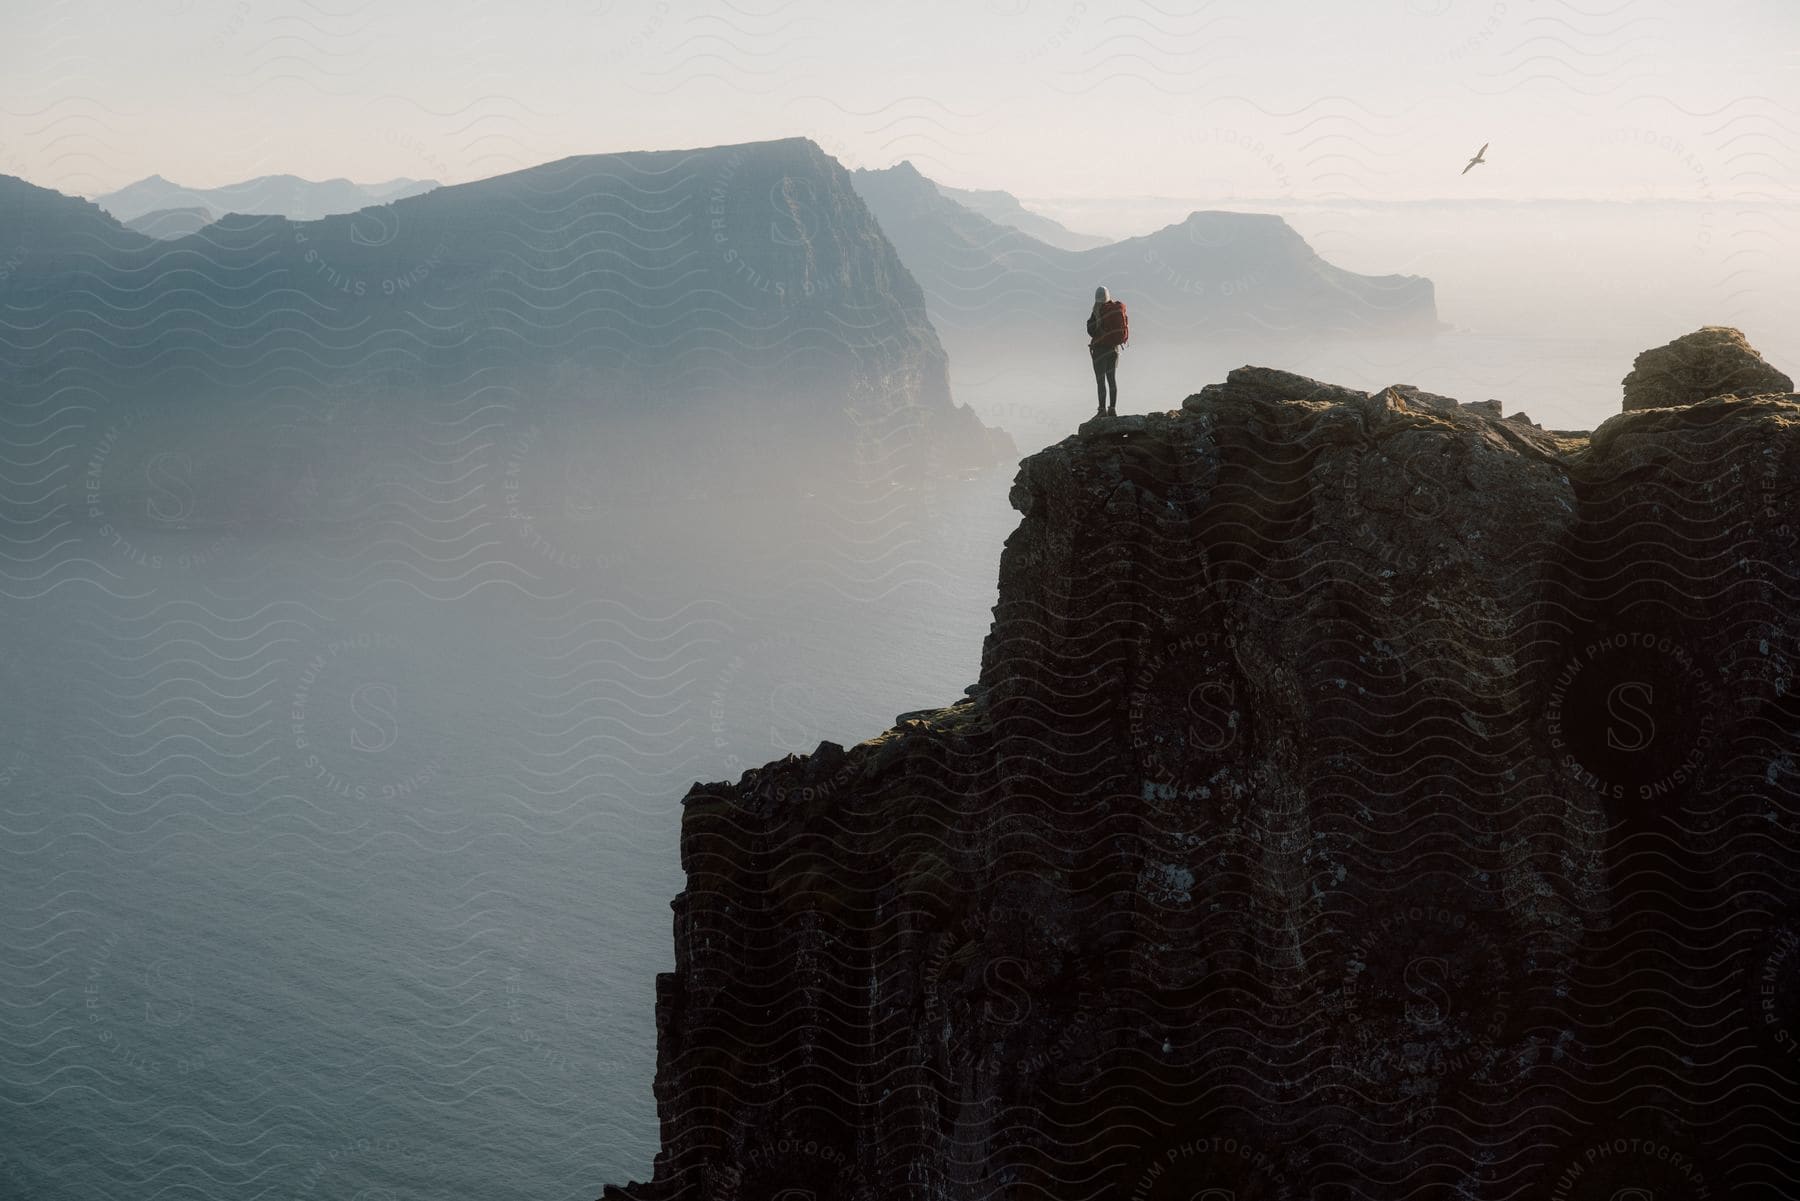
1461,143 -> 1488,176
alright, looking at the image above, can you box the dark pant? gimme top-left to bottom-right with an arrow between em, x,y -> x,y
1092,349 -> 1118,413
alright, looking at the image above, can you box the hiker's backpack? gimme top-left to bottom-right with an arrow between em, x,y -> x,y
1094,299 -> 1128,350
1108,299 -> 1129,347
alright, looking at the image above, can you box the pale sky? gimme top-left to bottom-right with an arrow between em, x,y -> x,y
1,0 -> 1796,209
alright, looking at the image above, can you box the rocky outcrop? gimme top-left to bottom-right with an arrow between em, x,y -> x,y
608,338 -> 1800,1198
1621,325 -> 1794,411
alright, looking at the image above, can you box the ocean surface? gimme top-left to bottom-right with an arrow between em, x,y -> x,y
0,329 -> 1728,1197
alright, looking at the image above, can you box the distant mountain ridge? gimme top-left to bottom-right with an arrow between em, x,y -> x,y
853,161 -> 1440,339
0,140 -> 1009,533
123,205 -> 217,239
934,182 -> 1111,250
92,172 -> 440,223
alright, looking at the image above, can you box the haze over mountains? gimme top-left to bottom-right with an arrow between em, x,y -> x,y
122,205 -> 216,239
933,182 -> 1111,251
1,139 -> 1009,541
0,134 -> 1463,576
0,137 -> 1460,575
93,173 -> 440,225
852,161 -> 1441,344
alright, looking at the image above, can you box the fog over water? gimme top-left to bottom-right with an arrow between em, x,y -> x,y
0,467 -> 1014,1197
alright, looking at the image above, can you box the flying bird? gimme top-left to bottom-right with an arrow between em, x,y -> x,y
1461,143 -> 1488,175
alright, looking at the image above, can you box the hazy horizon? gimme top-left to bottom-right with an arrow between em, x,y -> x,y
4,0 -> 1795,205
40,139 -> 1799,390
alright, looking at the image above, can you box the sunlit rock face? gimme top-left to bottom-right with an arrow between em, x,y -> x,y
609,335 -> 1800,1199
1621,324 -> 1794,412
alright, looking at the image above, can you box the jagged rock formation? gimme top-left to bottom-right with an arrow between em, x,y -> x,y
608,335 -> 1800,1199
1622,324 -> 1794,411
0,140 -> 1009,529
852,161 -> 1441,341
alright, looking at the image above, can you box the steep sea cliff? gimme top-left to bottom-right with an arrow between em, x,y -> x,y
608,329 -> 1800,1199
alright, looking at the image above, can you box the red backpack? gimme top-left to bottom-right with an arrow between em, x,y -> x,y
1091,299 -> 1129,351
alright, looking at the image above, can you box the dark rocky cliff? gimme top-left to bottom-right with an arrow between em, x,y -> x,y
607,329 -> 1800,1199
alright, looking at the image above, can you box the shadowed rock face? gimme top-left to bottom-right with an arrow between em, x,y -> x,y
608,347 -> 1800,1199
1621,325 -> 1794,411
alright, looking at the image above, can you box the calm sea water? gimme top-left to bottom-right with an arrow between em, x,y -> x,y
0,329 -> 1713,1197
0,446 -> 1011,1199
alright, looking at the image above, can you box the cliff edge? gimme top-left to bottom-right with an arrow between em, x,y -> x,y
607,328 -> 1800,1199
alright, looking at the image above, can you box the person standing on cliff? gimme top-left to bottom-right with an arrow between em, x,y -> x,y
1087,285 -> 1128,417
